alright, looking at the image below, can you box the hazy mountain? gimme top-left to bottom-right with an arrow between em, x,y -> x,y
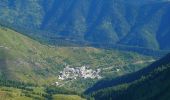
0,0 -> 170,50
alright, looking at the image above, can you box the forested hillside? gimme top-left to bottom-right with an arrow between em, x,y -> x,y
88,53 -> 170,100
0,0 -> 170,50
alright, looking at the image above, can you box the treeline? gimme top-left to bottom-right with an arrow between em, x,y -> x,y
0,79 -> 47,99
45,86 -> 86,99
0,79 -> 36,90
0,78 -> 86,100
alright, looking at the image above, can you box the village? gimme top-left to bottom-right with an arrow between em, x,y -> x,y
58,65 -> 102,81
54,59 -> 154,86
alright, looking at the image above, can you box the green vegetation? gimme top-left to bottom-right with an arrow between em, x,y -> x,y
0,1 -> 170,99
53,94 -> 85,100
89,54 -> 170,100
0,78 -> 86,100
0,87 -> 33,100
0,26 -> 153,92
0,80 -> 46,100
0,0 -> 170,50
0,86 -> 83,100
0,87 -> 85,100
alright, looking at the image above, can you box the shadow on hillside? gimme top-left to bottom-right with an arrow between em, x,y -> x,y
85,53 -> 170,94
0,23 -> 169,58
48,38 -> 169,57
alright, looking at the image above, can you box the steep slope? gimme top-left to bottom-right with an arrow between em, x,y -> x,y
0,0 -> 170,50
0,26 -> 153,91
88,53 -> 170,100
85,52 -> 170,93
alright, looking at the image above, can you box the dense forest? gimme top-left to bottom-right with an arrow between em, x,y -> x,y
0,0 -> 170,50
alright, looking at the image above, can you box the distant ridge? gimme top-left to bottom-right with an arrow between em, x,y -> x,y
0,0 -> 170,50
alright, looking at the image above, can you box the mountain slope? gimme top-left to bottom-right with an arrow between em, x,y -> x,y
88,53 -> 170,100
0,0 -> 170,50
85,52 -> 170,93
0,26 -> 153,91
